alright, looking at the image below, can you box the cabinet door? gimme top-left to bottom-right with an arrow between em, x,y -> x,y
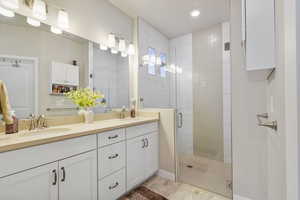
59,151 -> 97,200
0,162 -> 58,200
51,62 -> 66,85
144,132 -> 159,178
65,65 -> 79,86
126,135 -> 146,191
243,0 -> 275,70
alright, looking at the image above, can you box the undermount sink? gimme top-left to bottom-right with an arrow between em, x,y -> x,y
0,127 -> 72,140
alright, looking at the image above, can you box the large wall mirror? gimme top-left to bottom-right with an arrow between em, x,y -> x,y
0,13 -> 130,119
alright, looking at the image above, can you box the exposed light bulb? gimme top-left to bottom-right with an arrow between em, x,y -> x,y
1,0 -> 19,10
111,48 -> 118,54
108,33 -> 116,48
118,39 -> 126,52
33,0 -> 47,21
99,43 -> 108,51
51,26 -> 62,34
57,9 -> 69,29
127,43 -> 135,55
0,6 -> 14,17
156,57 -> 162,66
27,17 -> 41,27
121,52 -> 127,58
190,9 -> 200,18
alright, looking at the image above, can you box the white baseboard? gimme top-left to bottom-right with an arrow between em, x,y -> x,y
156,169 -> 175,181
233,194 -> 252,200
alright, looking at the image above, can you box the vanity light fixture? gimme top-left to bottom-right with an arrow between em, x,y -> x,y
111,48 -> 118,54
57,9 -> 69,29
51,26 -> 62,34
99,43 -> 108,51
127,43 -> 135,56
33,0 -> 47,21
108,33 -> 116,48
1,0 -> 19,10
0,6 -> 14,17
118,38 -> 126,52
27,17 -> 41,27
190,9 -> 200,18
121,51 -> 128,58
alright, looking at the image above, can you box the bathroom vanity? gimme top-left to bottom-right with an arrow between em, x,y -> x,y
0,118 -> 159,200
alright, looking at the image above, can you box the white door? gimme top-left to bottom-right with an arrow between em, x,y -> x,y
0,162 -> 58,200
59,151 -> 97,200
126,135 -> 146,191
144,133 -> 159,178
0,57 -> 37,118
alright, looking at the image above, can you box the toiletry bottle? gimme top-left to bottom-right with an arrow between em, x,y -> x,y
5,110 -> 18,134
130,104 -> 136,118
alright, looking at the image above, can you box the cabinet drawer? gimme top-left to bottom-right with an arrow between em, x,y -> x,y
126,122 -> 158,139
0,135 -> 96,178
98,129 -> 125,147
99,169 -> 126,200
98,142 -> 125,179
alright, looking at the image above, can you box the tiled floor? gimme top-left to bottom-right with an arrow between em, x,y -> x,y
143,176 -> 231,200
178,154 -> 232,198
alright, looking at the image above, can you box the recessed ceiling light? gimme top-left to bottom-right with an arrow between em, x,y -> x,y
190,9 -> 200,18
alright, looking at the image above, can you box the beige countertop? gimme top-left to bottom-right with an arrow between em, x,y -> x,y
0,116 -> 159,153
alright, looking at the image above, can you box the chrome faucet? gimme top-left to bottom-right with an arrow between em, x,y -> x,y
28,114 -> 48,131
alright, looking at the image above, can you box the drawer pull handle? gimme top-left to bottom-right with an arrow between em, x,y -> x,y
52,169 -> 57,186
145,138 -> 149,148
61,167 -> 66,182
109,182 -> 119,190
108,135 -> 119,140
108,154 -> 119,159
142,139 -> 146,148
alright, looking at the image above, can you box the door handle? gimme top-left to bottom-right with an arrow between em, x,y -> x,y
52,169 -> 57,185
145,138 -> 149,148
109,182 -> 119,190
177,112 -> 183,128
108,154 -> 119,159
142,139 -> 146,148
108,135 -> 118,140
61,167 -> 66,182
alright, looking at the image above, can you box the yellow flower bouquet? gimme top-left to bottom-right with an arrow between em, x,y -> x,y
66,88 -> 104,123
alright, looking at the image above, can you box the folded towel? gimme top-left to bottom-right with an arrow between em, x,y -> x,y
0,80 -> 13,124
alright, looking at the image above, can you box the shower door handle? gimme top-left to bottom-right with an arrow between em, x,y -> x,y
177,112 -> 183,128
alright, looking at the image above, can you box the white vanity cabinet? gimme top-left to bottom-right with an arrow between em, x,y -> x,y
0,162 -> 58,200
59,151 -> 97,200
242,0 -> 276,70
126,123 -> 159,191
0,121 -> 159,200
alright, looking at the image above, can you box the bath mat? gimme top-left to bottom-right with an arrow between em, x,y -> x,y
120,186 -> 168,200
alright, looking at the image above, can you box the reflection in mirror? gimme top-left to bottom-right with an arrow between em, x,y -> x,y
0,13 -> 130,119
92,43 -> 130,113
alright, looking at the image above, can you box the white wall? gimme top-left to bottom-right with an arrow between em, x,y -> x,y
138,18 -> 173,108
12,0 -> 133,43
170,34 -> 193,155
231,0 -> 269,199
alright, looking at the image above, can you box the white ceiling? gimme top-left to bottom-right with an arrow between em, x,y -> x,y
108,0 -> 230,38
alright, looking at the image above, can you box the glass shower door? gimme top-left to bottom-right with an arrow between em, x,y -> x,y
172,23 -> 232,198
